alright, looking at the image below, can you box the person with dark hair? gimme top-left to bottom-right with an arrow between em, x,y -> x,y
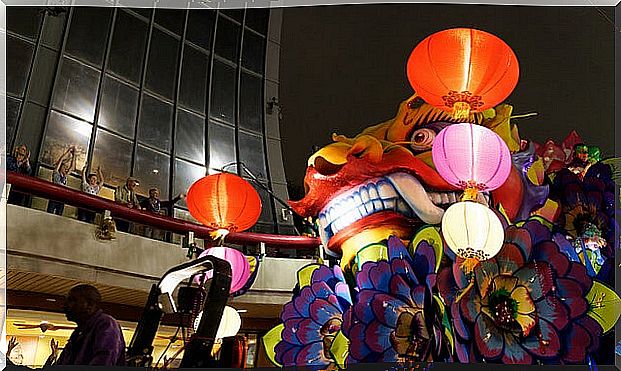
47,146 -> 76,215
50,284 -> 126,366
6,144 -> 33,206
140,187 -> 185,240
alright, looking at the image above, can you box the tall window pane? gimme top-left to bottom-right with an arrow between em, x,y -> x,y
7,7 -> 43,40
239,131 -> 267,180
65,7 -> 112,67
245,8 -> 269,35
186,10 -> 215,51
179,46 -> 208,114
15,103 -> 47,161
254,183 -> 274,224
176,109 -> 205,164
174,159 -> 206,208
239,73 -> 263,133
41,10 -> 67,49
108,10 -> 148,84
52,57 -> 101,122
242,31 -> 266,74
91,129 -> 133,187
155,8 -> 185,35
29,46 -> 59,107
138,94 -> 173,153
145,29 -> 179,99
6,97 -> 22,147
7,35 -> 35,97
39,111 -> 92,172
210,60 -> 236,124
208,121 -> 235,171
134,145 -> 170,198
98,75 -> 139,139
214,17 -> 240,62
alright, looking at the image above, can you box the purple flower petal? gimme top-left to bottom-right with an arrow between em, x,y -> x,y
505,226 -> 533,260
410,285 -> 426,308
496,243 -> 526,275
523,220 -> 551,247
474,313 -> 504,360
389,274 -> 412,303
364,320 -> 394,353
276,341 -> 300,366
370,261 -> 392,291
535,296 -> 569,331
309,298 -> 341,326
459,287 -> 479,323
354,290 -> 376,324
334,281 -> 353,306
412,241 -> 436,279
281,301 -> 301,322
514,263 -> 554,301
296,318 -> 323,344
531,241 -> 570,277
296,341 -> 329,366
311,281 -> 333,300
311,265 -> 333,284
452,301 -> 471,340
388,235 -> 410,261
566,262 -> 593,294
293,286 -> 315,317
348,322 -> 372,361
370,292 -> 405,328
555,278 -> 588,318
522,318 -> 561,358
391,259 -> 419,286
282,318 -> 304,345
501,333 -> 533,364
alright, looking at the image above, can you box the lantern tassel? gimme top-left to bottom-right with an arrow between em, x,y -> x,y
461,187 -> 479,202
452,102 -> 471,121
460,257 -> 480,274
210,228 -> 230,244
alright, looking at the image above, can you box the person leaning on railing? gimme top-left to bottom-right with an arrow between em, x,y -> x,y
139,187 -> 186,241
47,146 -> 76,216
6,144 -> 32,206
114,176 -> 142,233
78,163 -> 105,224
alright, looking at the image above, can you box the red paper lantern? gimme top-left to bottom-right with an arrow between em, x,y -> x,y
407,28 -> 519,119
186,173 -> 262,233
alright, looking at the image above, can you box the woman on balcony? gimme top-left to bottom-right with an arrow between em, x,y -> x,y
47,146 -> 76,216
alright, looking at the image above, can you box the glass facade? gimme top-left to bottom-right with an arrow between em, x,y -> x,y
6,6 -> 292,234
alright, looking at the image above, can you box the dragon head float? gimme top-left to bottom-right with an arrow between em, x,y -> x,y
290,94 -> 549,270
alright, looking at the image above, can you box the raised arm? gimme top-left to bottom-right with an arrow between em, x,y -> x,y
82,164 -> 88,184
54,148 -> 71,172
69,147 -> 77,172
97,166 -> 105,187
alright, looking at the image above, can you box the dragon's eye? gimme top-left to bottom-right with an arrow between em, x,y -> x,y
410,128 -> 436,151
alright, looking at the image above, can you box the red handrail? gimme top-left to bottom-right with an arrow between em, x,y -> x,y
6,172 -> 321,248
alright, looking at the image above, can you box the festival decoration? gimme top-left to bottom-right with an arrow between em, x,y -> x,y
195,246 -> 251,294
432,123 -> 512,200
264,264 -> 352,369
441,201 -> 505,271
406,28 -> 519,119
186,173 -> 262,239
194,306 -> 242,339
278,28 -> 620,366
438,219 -> 619,364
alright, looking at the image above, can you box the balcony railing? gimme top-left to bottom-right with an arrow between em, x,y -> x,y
5,172 -> 321,251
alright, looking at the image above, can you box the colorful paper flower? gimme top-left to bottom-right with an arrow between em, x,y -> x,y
344,236 -> 448,364
274,265 -> 352,368
438,219 -> 603,364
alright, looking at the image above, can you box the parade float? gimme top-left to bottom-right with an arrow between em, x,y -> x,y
261,28 -> 621,367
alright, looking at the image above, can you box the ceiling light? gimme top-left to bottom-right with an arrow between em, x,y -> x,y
152,169 -> 159,174
236,309 -> 247,313
46,298 -> 57,302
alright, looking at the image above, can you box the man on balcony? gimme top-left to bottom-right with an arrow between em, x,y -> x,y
114,176 -> 141,232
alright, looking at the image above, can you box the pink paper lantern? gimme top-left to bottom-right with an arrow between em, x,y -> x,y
432,123 -> 512,191
194,246 -> 251,294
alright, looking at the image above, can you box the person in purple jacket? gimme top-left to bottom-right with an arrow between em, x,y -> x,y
52,284 -> 126,366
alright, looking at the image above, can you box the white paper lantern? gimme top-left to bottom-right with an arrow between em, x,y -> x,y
441,201 -> 504,270
194,306 -> 241,339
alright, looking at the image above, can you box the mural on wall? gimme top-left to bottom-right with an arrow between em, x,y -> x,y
262,28 -> 621,367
